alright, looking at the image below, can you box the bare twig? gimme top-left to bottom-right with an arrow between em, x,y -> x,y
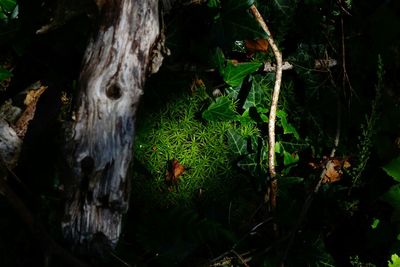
209,217 -> 273,266
231,250 -> 251,267
110,251 -> 132,267
338,8 -> 356,106
249,4 -> 283,210
336,0 -> 352,16
264,59 -> 337,72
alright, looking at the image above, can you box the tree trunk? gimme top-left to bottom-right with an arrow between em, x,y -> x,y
62,0 -> 164,249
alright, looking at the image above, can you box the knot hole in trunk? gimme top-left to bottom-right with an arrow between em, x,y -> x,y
106,84 -> 122,99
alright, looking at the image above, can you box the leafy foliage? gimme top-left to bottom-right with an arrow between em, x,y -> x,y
0,0 -> 17,21
222,60 -> 262,87
383,156 -> 400,182
133,86 -> 246,207
130,1 -> 400,265
0,0 -> 399,266
389,254 -> 400,267
202,95 -> 238,121
0,67 -> 11,81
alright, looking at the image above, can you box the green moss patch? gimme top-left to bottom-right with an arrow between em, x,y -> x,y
132,89 -> 243,208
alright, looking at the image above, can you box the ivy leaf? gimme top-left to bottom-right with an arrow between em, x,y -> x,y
381,184 -> 400,210
277,110 -> 300,140
0,68 -> 12,81
223,60 -> 262,87
238,108 -> 253,125
243,75 -> 271,109
207,0 -> 221,8
0,0 -> 16,13
238,108 -> 266,127
237,153 -> 269,177
226,128 -> 246,156
237,153 -> 258,175
383,156 -> 400,182
237,145 -> 268,177
275,141 -> 282,153
218,0 -> 266,42
225,86 -> 240,99
283,150 -> 299,166
202,96 -> 237,121
389,254 -> 400,267
212,47 -> 226,75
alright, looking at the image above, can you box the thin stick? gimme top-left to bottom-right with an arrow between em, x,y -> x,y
231,250 -> 251,267
249,4 -> 283,210
264,59 -> 337,72
110,251 -> 132,267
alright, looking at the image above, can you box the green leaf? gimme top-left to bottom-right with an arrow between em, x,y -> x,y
207,0 -> 220,8
237,153 -> 258,175
238,108 -> 253,125
275,141 -> 282,153
237,152 -> 268,177
283,150 -> 299,166
212,47 -> 225,75
223,60 -> 262,87
383,156 -> 400,182
382,184 -> 400,210
226,128 -> 247,156
218,0 -> 266,42
202,96 -> 237,121
371,218 -> 380,229
0,0 -> 16,13
0,68 -> 12,81
277,110 -> 300,140
389,254 -> 400,267
243,75 -> 271,109
225,86 -> 242,99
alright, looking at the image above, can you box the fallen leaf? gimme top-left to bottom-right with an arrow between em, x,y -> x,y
165,159 -> 185,188
14,83 -> 47,138
191,77 -> 205,93
245,39 -> 269,56
322,158 -> 351,184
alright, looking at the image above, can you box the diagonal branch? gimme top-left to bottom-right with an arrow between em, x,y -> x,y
249,4 -> 283,210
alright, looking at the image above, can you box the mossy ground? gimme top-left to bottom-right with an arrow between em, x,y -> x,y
132,86 -> 244,208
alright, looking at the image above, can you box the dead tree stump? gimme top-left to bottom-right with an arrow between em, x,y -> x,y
62,0 -> 165,249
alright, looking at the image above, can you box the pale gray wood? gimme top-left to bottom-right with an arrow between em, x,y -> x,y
0,118 -> 21,169
62,0 -> 165,248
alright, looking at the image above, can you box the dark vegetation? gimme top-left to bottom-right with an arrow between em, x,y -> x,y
1,0 -> 400,266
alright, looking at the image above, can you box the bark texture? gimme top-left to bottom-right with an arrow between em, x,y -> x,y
62,0 -> 162,248
0,118 -> 21,168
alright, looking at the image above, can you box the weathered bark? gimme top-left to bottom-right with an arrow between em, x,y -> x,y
62,0 -> 164,248
0,118 -> 21,169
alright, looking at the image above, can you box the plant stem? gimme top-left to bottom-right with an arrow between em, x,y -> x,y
249,4 -> 283,210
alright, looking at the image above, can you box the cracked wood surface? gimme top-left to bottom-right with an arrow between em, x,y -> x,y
62,0 -> 162,248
